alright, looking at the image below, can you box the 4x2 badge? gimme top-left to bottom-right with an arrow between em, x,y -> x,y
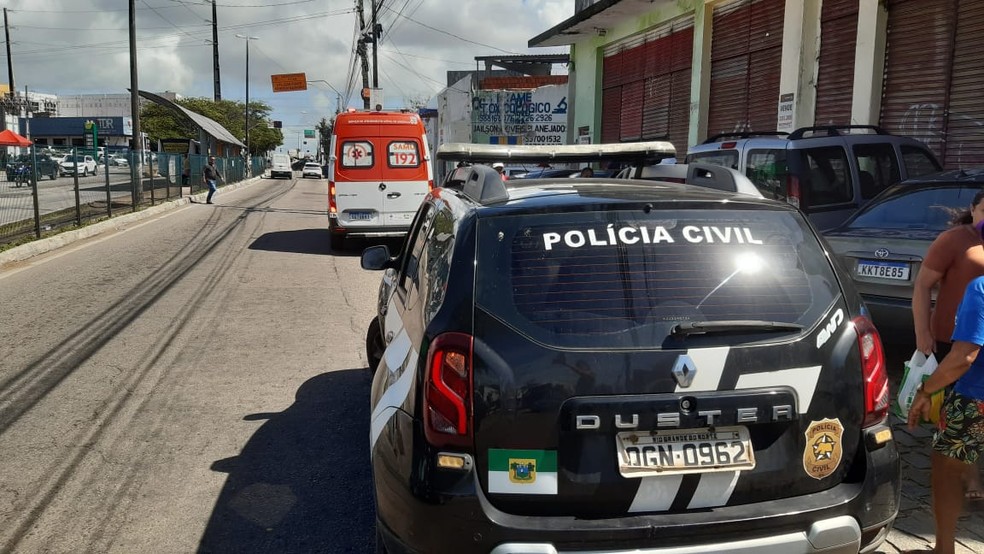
803,418 -> 844,480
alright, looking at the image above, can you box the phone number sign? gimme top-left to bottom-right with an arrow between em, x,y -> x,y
472,85 -> 569,145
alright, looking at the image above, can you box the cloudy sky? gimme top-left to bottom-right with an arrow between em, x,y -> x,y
3,0 -> 572,135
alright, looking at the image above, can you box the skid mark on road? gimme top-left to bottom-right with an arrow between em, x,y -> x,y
0,183 -> 294,552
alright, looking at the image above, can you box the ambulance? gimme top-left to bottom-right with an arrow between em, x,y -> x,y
326,109 -> 433,251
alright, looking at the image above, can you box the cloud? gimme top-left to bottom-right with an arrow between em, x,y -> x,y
5,0 -> 571,127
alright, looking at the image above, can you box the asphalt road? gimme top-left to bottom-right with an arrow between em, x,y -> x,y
0,176 -> 381,552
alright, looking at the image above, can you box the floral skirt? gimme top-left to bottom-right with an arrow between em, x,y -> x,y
933,391 -> 984,464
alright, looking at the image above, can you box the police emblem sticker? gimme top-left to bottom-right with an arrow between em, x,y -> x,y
508,458 -> 537,483
803,418 -> 844,480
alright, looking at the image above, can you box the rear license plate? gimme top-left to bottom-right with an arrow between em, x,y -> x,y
856,260 -> 909,280
616,426 -> 755,477
348,211 -> 373,221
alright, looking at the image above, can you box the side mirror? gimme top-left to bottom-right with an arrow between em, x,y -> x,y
361,245 -> 395,271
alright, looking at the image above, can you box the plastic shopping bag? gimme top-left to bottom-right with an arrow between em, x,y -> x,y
893,350 -> 944,423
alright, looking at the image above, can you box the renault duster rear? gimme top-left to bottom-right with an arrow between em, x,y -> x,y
367,175 -> 900,554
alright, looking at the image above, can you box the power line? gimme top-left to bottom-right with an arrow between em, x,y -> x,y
380,3 -> 517,55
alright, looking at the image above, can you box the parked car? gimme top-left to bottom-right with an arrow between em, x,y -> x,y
823,169 -> 984,338
58,154 -> 98,177
615,162 -> 764,197
686,125 -> 942,230
301,162 -> 323,179
363,147 -> 899,554
5,154 -> 59,185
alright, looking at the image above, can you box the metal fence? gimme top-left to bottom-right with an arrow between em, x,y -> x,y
0,147 -> 264,250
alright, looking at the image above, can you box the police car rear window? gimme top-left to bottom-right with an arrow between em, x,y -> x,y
475,209 -> 839,349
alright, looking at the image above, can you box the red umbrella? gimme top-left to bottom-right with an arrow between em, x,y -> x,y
0,129 -> 32,147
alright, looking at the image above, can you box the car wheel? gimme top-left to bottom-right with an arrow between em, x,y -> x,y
82,167 -> 88,177
366,317 -> 384,373
50,170 -> 57,180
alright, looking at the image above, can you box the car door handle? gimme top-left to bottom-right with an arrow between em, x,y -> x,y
386,192 -> 401,199
385,331 -> 394,344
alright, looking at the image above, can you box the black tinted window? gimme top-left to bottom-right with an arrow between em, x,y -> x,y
686,150 -> 739,170
901,146 -> 942,177
801,147 -> 853,205
853,144 -> 900,199
476,209 -> 838,348
745,149 -> 788,200
846,186 -> 980,231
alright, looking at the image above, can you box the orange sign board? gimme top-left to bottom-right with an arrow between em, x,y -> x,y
271,73 -> 308,93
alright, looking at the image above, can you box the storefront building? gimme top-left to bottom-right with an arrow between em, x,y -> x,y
531,0 -> 984,168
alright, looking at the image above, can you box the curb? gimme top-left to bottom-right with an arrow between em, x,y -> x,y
0,175 -> 266,267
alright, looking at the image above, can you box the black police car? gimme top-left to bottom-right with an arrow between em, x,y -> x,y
361,143 -> 900,554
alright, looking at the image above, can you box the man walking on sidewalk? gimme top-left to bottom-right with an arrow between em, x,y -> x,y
907,240 -> 984,553
203,156 -> 222,204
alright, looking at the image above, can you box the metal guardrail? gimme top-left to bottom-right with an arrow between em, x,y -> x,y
0,146 -> 265,250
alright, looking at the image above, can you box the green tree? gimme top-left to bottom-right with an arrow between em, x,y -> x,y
140,97 -> 283,155
315,117 -> 333,163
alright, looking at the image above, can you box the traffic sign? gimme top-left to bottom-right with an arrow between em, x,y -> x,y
304,129 -> 315,138
271,73 -> 308,93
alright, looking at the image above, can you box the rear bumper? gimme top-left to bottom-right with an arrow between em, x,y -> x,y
374,423 -> 899,554
329,219 -> 410,239
860,295 -> 913,338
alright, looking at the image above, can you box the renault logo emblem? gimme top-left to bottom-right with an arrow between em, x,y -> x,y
672,354 -> 697,388
874,248 -> 890,258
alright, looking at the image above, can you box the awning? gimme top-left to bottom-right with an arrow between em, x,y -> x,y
137,90 -> 245,148
529,0 -> 676,48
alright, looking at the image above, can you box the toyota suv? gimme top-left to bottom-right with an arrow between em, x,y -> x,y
361,143 -> 900,554
686,126 -> 941,230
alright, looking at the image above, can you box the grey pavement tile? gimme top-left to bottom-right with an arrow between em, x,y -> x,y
904,454 -> 933,471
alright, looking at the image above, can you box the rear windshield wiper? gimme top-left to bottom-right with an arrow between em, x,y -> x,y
670,320 -> 804,337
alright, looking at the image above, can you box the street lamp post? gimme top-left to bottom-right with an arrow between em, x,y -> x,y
235,34 -> 258,159
307,80 -> 343,114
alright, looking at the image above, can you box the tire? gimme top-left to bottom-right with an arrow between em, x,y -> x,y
82,167 -> 88,177
366,317 -> 384,373
330,233 -> 345,252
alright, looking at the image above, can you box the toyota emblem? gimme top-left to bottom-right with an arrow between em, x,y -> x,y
874,248 -> 890,258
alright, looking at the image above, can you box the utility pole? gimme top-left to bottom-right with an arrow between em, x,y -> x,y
129,0 -> 143,205
371,0 -> 379,89
212,0 -> 221,101
4,8 -> 13,95
356,0 -> 370,109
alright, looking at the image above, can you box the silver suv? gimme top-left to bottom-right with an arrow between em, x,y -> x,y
686,126 -> 941,230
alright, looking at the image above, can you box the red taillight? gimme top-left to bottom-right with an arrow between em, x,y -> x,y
427,179 -> 434,191
721,142 -> 737,149
854,316 -> 889,427
328,181 -> 337,214
786,174 -> 801,208
423,333 -> 473,448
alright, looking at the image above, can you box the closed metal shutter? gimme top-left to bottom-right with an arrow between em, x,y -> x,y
880,0 -> 984,168
815,0 -> 859,125
707,0 -> 785,137
600,15 -> 693,154
943,0 -> 984,167
601,87 -> 621,143
879,0 -> 953,158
